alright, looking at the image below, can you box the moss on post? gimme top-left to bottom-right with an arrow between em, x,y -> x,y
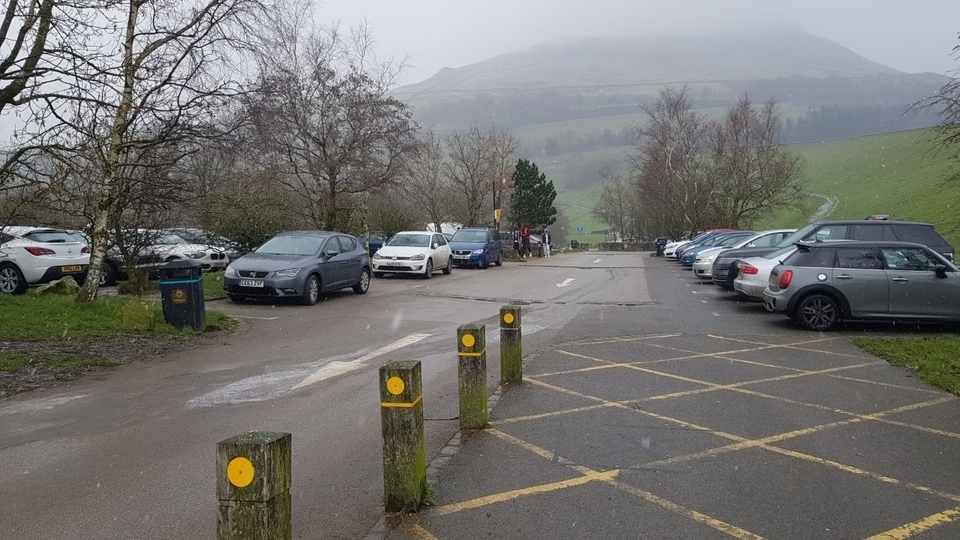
500,306 -> 523,384
216,431 -> 292,540
457,324 -> 488,430
380,360 -> 427,512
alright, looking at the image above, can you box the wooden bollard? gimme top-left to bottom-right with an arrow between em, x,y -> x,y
457,324 -> 488,429
380,360 -> 427,512
216,431 -> 292,540
500,306 -> 522,384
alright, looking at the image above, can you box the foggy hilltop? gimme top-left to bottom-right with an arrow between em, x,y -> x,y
391,27 -> 946,139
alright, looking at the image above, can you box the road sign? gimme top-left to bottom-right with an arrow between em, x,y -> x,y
576,226 -> 584,233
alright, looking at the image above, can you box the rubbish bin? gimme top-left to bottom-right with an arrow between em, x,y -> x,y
159,259 -> 205,333
570,240 -> 579,249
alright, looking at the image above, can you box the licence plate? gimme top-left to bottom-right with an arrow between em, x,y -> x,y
453,255 -> 469,260
240,279 -> 264,287
61,265 -> 82,273
380,261 -> 402,267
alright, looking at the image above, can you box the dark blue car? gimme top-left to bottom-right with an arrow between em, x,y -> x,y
448,227 -> 502,268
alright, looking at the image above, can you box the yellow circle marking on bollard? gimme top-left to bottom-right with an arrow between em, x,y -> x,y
461,334 -> 476,348
227,457 -> 255,488
503,312 -> 515,325
387,376 -> 405,395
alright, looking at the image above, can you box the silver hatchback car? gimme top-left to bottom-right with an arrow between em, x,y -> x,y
764,241 -> 960,330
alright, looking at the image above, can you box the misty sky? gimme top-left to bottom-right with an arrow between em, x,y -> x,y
317,0 -> 960,87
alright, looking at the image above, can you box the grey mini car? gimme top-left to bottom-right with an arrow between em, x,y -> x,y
763,240 -> 960,330
223,230 -> 370,305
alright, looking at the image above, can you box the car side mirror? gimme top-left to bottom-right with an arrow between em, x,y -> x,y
432,243 -> 438,249
935,264 -> 948,278
324,249 -> 339,258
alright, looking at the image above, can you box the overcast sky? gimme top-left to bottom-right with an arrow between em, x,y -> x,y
316,0 -> 960,87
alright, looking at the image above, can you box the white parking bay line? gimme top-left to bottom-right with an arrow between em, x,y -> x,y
292,332 -> 432,390
593,258 -> 603,263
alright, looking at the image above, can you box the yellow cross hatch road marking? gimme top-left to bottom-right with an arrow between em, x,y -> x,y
864,506 -> 960,539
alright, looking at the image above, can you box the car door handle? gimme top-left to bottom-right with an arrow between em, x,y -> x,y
836,274 -> 853,280
892,277 -> 908,283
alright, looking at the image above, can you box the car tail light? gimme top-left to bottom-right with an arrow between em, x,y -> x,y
82,245 -> 90,254
741,265 -> 759,275
25,246 -> 56,256
778,270 -> 793,289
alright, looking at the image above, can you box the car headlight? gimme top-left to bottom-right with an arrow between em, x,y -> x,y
701,253 -> 718,263
410,253 -> 425,261
372,252 -> 383,260
224,265 -> 237,277
273,268 -> 301,278
472,249 -> 484,255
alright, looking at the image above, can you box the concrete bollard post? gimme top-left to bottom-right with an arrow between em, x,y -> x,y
500,305 -> 522,384
380,360 -> 428,512
457,324 -> 488,429
216,431 -> 292,540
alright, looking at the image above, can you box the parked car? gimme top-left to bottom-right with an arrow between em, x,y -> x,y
680,232 -> 755,266
0,226 -> 90,294
449,227 -> 502,268
693,229 -> 795,280
223,230 -> 370,305
711,220 -> 954,290
166,228 -> 245,261
372,230 -> 452,279
763,240 -> 960,330
358,233 -> 388,258
673,229 -> 738,259
733,245 -> 798,300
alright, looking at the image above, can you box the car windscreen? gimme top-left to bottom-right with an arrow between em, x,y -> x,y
256,235 -> 324,255
386,233 -> 430,247
23,231 -> 83,244
451,231 -> 488,243
774,223 -> 818,247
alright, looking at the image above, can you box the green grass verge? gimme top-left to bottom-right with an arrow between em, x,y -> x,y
0,292 -> 235,341
0,353 -> 119,373
853,335 -> 960,395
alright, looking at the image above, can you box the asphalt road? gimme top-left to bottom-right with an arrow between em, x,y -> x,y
3,251 -> 958,540
0,251 -> 649,540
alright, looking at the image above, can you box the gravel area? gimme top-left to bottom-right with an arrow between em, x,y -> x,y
0,336 -> 200,398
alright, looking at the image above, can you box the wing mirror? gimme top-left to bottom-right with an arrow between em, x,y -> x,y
935,264 -> 948,278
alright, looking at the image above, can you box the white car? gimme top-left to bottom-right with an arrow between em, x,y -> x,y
0,226 -> 91,294
663,240 -> 691,258
372,231 -> 453,279
734,245 -> 798,300
134,231 -> 229,272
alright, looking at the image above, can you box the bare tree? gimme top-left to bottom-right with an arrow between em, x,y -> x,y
28,0 -> 268,302
445,125 -> 519,226
914,33 -> 960,185
400,130 -> 453,233
631,86 -> 713,237
245,9 -> 417,234
0,0 -> 55,115
707,95 -> 804,228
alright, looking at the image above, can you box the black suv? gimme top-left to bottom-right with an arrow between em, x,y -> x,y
711,219 -> 955,289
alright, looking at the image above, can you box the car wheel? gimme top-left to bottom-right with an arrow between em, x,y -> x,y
353,268 -> 370,294
442,257 -> 453,275
422,259 -> 433,279
495,251 -> 502,266
300,274 -> 320,305
479,255 -> 488,269
0,263 -> 28,295
100,262 -> 118,287
795,293 -> 840,331
374,272 -> 385,279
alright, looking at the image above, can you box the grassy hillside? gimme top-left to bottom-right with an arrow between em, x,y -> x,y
540,128 -> 960,249
789,129 -> 960,248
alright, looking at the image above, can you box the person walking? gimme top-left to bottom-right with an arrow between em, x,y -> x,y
520,225 -> 531,258
542,227 -> 551,257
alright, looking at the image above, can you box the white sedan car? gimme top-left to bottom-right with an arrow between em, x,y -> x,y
734,246 -> 798,300
372,231 -> 453,279
0,227 -> 91,294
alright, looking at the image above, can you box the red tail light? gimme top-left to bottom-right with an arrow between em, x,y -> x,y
741,265 -> 759,275
82,245 -> 90,254
24,246 -> 56,256
778,270 -> 793,289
